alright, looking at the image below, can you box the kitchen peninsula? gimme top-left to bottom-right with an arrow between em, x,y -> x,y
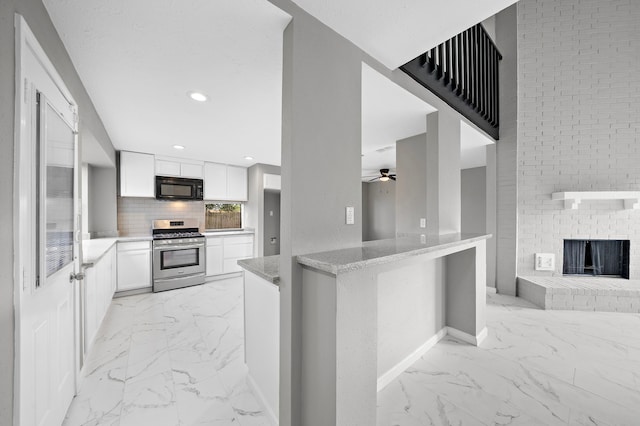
239,232 -> 490,425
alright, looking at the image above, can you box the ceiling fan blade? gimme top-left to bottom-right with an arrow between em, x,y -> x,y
368,177 -> 379,182
390,176 -> 396,181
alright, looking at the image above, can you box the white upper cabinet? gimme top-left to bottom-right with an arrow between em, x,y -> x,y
181,162 -> 204,179
263,173 -> 281,191
204,162 -> 228,200
204,162 -> 247,201
120,151 -> 155,197
155,159 -> 181,176
227,165 -> 248,201
156,156 -> 204,179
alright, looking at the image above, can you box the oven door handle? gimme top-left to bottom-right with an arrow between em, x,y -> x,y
154,244 -> 205,251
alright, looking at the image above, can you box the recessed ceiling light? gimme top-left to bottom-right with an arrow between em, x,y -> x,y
188,91 -> 208,102
244,156 -> 254,161
173,145 -> 185,150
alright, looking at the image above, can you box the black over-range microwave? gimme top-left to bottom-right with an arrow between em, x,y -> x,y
155,176 -> 204,200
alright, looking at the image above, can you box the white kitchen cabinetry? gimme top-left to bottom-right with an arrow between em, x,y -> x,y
263,173 -> 281,191
223,235 -> 254,273
205,234 -> 254,277
204,162 -> 247,201
84,245 -> 116,352
117,241 -> 152,291
204,162 -> 227,200
120,151 -> 155,197
181,162 -> 204,179
206,236 -> 224,276
156,157 -> 204,179
155,159 -> 181,176
226,165 -> 248,201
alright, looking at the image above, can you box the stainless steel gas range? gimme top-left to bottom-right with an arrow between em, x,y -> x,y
152,219 -> 205,292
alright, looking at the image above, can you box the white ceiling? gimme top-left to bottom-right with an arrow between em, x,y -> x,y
460,120 -> 494,169
44,0 -> 502,176
361,65 -> 494,180
290,0 -> 517,69
361,63 -> 435,178
43,0 -> 291,167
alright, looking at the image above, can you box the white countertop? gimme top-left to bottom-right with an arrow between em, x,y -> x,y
82,235 -> 152,267
82,230 -> 251,267
202,229 -> 255,236
296,233 -> 491,275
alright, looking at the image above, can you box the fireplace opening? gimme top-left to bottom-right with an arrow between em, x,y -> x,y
563,239 -> 630,278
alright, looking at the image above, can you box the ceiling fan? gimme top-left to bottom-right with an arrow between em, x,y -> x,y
367,168 -> 396,182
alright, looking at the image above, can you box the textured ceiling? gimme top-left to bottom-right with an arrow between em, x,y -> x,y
43,0 -> 291,167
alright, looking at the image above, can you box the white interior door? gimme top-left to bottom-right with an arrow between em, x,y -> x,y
20,91 -> 79,426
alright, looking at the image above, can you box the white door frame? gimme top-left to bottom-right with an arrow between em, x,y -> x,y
13,14 -> 81,426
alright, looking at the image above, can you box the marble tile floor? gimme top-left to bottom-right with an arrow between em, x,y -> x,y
63,276 -> 272,426
65,276 -> 640,426
378,292 -> 640,426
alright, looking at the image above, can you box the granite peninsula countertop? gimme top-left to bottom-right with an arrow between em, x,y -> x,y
296,233 -> 491,275
237,255 -> 280,285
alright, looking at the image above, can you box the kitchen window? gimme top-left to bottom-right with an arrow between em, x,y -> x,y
205,203 -> 243,230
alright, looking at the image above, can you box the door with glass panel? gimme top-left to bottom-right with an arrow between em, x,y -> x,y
21,90 -> 79,426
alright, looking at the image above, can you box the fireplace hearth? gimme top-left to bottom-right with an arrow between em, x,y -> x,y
563,239 -> 630,278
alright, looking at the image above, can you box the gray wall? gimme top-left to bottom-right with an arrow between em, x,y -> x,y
88,166 -> 118,237
495,4 -> 519,295
395,133 -> 427,236
267,0 -> 507,422
461,167 -> 487,234
278,9 -> 363,425
362,181 -> 396,241
516,0 -> 640,279
361,182 -> 370,241
263,190 -> 281,256
0,1 -> 115,423
485,145 -> 497,289
246,163 -> 281,257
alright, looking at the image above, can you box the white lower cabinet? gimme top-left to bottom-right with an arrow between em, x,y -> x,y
84,245 -> 116,353
117,240 -> 152,291
223,235 -> 254,273
206,237 -> 224,276
205,234 -> 253,277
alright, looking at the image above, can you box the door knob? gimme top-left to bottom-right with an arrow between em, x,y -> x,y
69,272 -> 85,283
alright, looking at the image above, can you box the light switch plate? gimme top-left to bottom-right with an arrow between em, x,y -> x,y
420,218 -> 426,228
534,253 -> 555,271
346,206 -> 355,225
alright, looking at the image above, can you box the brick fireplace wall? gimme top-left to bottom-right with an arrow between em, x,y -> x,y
516,0 -> 640,278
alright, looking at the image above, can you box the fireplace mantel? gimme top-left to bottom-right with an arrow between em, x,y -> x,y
552,191 -> 640,210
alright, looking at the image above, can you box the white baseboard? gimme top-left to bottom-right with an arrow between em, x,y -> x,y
376,328 -> 447,392
246,373 -> 278,426
446,326 -> 488,346
486,286 -> 497,294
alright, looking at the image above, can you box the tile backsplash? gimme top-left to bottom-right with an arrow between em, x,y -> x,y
117,197 -> 204,236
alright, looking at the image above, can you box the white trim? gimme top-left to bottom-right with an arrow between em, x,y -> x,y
486,286 -> 497,294
247,373 -> 278,426
446,326 -> 488,346
376,328 -> 447,392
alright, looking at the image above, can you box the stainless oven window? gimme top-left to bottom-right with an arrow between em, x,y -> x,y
160,183 -> 192,197
160,248 -> 200,269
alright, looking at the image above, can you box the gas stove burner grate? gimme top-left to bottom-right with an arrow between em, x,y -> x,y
152,231 -> 203,240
